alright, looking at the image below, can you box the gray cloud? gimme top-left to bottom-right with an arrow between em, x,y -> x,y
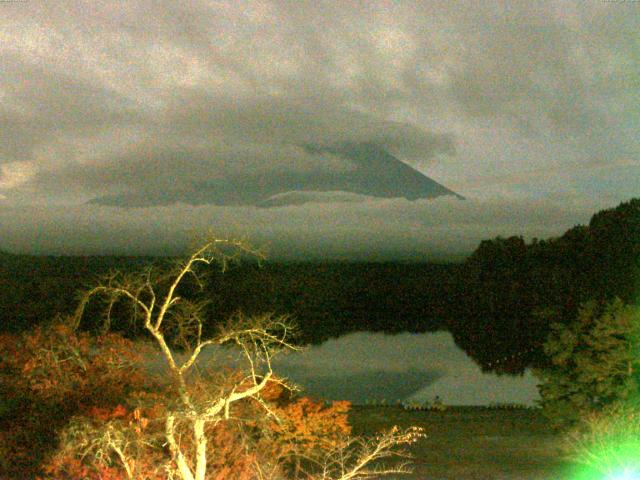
0,0 -> 637,253
0,54 -> 141,166
0,196 -> 600,260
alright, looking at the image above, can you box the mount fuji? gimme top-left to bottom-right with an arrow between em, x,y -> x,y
90,142 -> 463,208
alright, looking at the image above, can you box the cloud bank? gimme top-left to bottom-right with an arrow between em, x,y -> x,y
0,196 -> 600,260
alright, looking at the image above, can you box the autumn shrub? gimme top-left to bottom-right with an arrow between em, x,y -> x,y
40,367 -> 353,480
0,321 -> 152,478
41,402 -> 168,480
227,379 -> 352,478
1,321 -> 351,479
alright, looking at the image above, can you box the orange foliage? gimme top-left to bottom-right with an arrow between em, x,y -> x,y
197,379 -> 352,478
272,397 -> 352,452
40,400 -> 168,480
0,323 -> 152,478
2,326 -> 353,479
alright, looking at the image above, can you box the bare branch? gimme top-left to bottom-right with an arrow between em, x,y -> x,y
166,414 -> 196,480
178,339 -> 217,374
302,426 -> 425,480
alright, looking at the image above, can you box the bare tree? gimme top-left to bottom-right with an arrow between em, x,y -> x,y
70,236 -> 423,480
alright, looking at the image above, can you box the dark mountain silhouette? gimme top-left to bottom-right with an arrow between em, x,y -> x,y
304,142 -> 463,201
89,142 -> 463,207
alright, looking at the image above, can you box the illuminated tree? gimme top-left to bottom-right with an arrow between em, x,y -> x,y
46,236 -> 424,480
535,298 -> 640,429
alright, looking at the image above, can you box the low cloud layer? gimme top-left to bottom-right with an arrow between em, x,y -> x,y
0,1 -> 637,255
0,196 -> 602,260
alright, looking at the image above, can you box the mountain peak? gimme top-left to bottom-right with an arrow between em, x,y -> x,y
311,142 -> 464,201
90,142 -> 463,207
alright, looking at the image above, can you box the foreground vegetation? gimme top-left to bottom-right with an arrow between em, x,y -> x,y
0,238 -> 423,479
0,197 -> 638,478
351,403 -> 640,480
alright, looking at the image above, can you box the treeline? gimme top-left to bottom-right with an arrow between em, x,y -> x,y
447,197 -> 640,373
0,253 -> 456,340
0,254 -> 154,333
206,261 -> 458,340
0,198 -> 638,374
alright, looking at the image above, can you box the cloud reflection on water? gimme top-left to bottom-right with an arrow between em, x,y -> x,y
144,331 -> 540,406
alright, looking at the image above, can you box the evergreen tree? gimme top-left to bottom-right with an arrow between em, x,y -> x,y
535,298 -> 640,429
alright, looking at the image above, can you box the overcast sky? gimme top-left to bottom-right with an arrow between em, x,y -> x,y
0,0 -> 637,259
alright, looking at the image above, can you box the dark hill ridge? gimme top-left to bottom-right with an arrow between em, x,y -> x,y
89,142 -> 463,207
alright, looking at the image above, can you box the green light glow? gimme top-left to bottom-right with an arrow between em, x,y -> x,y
606,469 -> 640,480
566,436 -> 640,480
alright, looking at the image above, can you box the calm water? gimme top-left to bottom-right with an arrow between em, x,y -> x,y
144,331 -> 540,406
